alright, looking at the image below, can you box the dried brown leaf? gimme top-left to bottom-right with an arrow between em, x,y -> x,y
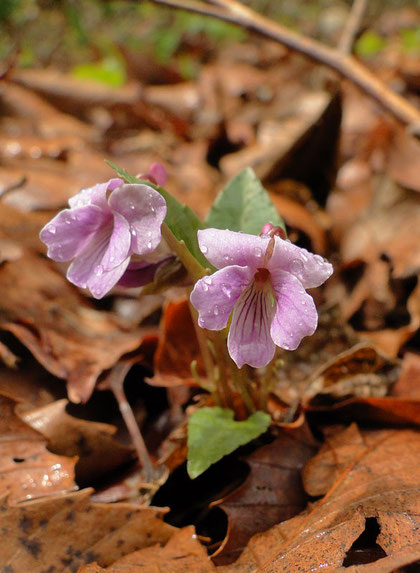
0,251 -> 147,402
0,394 -> 76,503
22,399 -> 134,483
212,423 -> 319,565
217,426 -> 420,572
0,488 -> 174,573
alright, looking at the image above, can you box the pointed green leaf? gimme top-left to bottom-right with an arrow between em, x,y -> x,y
206,167 -> 286,236
187,407 -> 271,479
106,161 -> 209,267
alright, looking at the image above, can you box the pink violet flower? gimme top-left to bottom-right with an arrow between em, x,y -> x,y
190,228 -> 333,368
40,178 -> 167,299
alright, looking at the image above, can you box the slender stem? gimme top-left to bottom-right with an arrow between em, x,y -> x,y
161,223 -> 207,282
141,0 -> 420,128
107,362 -> 156,482
188,300 -> 218,394
208,330 -> 233,409
338,0 -> 367,54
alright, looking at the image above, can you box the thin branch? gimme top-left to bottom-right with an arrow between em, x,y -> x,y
338,0 -> 367,54
144,0 -> 420,129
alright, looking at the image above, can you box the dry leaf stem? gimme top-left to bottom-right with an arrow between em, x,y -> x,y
143,0 -> 420,129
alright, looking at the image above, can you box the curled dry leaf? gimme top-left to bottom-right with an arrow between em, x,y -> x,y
216,426 -> 420,572
148,298 -> 206,389
0,394 -> 76,504
22,399 -> 134,484
303,343 -> 399,404
212,423 -> 319,565
0,251 -> 147,402
0,488 -> 175,573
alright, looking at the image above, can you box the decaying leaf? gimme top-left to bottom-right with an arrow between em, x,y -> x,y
0,394 -> 76,504
22,399 -> 134,484
0,251 -> 148,402
303,343 -> 399,403
148,298 -> 205,388
77,526 -> 214,573
218,426 -> 420,572
0,488 -> 175,573
212,423 -> 319,565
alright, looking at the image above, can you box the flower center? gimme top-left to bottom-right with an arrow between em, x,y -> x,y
254,267 -> 270,289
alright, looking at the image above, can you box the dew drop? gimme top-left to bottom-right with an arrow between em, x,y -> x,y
283,344 -> 290,350
204,276 -> 212,285
49,226 -> 56,235
290,258 -> 304,275
223,255 -> 229,262
129,202 -> 135,210
131,229 -> 137,236
151,206 -> 155,213
202,283 -> 209,292
201,245 -> 208,254
147,240 -> 152,249
222,283 -> 232,298
254,247 -> 262,258
298,321 -> 303,327
214,305 -> 219,316
198,318 -> 205,327
301,300 -> 307,306
301,253 -> 308,262
95,265 -> 104,276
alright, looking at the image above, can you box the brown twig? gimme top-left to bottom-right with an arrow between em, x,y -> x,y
338,0 -> 367,54
143,0 -> 420,129
106,361 -> 157,482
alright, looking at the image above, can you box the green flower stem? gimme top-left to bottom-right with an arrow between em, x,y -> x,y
208,330 -> 234,410
161,223 -> 207,282
224,350 -> 256,414
259,352 -> 279,411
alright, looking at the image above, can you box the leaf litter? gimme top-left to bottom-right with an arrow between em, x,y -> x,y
0,2 -> 419,572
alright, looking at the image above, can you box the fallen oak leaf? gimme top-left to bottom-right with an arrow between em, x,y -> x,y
0,488 -> 175,573
0,393 -> 76,504
216,426 -> 420,572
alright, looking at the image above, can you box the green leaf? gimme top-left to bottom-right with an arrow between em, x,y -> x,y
187,407 -> 271,479
106,161 -> 209,268
206,168 -> 286,236
72,58 -> 126,88
355,30 -> 386,58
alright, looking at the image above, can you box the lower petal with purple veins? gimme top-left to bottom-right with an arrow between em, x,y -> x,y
190,265 -> 251,331
228,280 -> 276,369
269,269 -> 318,351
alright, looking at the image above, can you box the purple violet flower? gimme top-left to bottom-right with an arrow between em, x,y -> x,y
190,228 -> 333,368
40,178 -> 167,299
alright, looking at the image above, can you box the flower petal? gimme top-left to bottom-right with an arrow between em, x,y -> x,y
117,260 -> 164,288
39,205 -> 106,262
198,229 -> 270,270
66,222 -> 113,289
268,237 -> 333,289
228,281 -> 276,369
87,258 -> 131,299
68,178 -> 123,210
190,265 -> 252,330
270,269 -> 318,351
148,162 -> 167,187
108,184 -> 166,256
100,212 -> 131,271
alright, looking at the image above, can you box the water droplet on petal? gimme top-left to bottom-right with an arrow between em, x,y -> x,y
95,265 -> 104,276
290,258 -> 304,275
283,343 -> 290,350
214,305 -> 219,316
49,226 -> 56,235
198,317 -> 205,327
201,245 -> 208,254
131,228 -> 137,236
298,321 -> 303,327
301,300 -> 306,306
147,240 -> 152,249
301,253 -> 308,262
204,277 -> 212,286
202,283 -> 209,292
129,202 -> 135,210
222,283 -> 232,298
254,247 -> 262,258
223,255 -> 229,262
